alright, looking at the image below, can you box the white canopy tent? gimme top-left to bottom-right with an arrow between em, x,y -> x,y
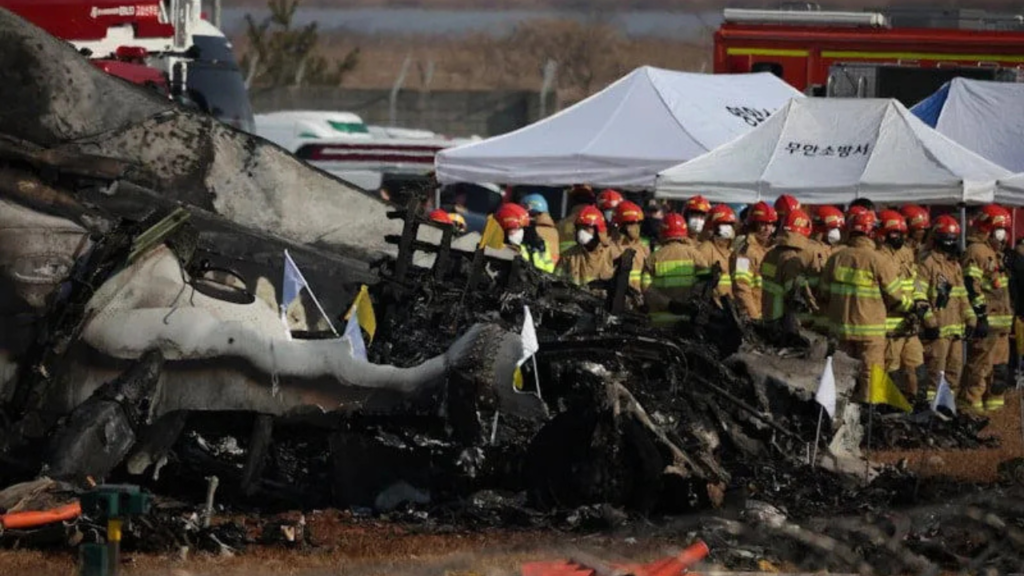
911,78 -> 1024,172
434,66 -> 804,189
995,174 -> 1024,206
655,98 -> 1011,205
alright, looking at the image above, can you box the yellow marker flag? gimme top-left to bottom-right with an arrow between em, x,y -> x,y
513,367 -> 524,391
478,215 -> 506,250
868,364 -> 912,412
344,285 -> 377,343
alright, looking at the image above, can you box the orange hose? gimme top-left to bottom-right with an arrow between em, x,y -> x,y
0,501 -> 81,530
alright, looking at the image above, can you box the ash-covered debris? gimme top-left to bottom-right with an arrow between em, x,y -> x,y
860,406 -> 998,450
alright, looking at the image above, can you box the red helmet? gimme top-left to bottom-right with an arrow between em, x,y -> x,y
976,204 -> 1012,233
846,205 -> 869,222
684,195 -> 712,214
813,205 -> 845,233
660,213 -> 688,240
933,214 -> 961,237
774,194 -> 801,217
597,189 -> 624,211
576,205 -> 606,230
613,200 -> 644,225
747,201 -> 779,224
878,209 -> 908,234
428,208 -> 452,225
783,209 -> 812,237
495,203 -> 530,231
900,205 -> 930,231
848,210 -> 878,235
707,204 -> 737,226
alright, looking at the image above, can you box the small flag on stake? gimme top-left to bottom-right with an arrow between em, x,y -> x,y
478,215 -> 506,250
281,250 -> 338,337
344,285 -> 377,343
815,356 -> 837,419
519,305 -> 539,366
868,364 -> 912,413
931,371 -> 957,416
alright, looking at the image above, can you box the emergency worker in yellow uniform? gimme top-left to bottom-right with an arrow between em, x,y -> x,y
642,213 -> 708,328
819,210 -> 912,400
917,215 -> 977,403
698,204 -> 737,301
683,195 -> 712,242
877,209 -> 926,399
962,204 -> 1014,412
731,201 -> 777,322
556,205 -> 616,287
520,194 -> 560,264
762,209 -> 825,330
609,200 -> 651,292
556,185 -> 595,254
495,203 -> 555,273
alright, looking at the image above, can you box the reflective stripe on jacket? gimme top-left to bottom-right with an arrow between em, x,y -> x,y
917,248 -> 977,338
962,235 -> 1012,333
643,239 -> 708,324
731,234 -> 770,320
555,242 -> 616,287
698,238 -> 733,299
761,231 -> 826,323
520,242 -> 556,273
610,235 -> 651,291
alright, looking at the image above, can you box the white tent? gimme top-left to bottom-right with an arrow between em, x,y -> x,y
912,78 -> 1024,172
655,98 -> 1011,205
435,66 -> 804,188
994,174 -> 1024,206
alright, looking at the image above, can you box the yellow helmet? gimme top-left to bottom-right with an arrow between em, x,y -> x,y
449,212 -> 467,233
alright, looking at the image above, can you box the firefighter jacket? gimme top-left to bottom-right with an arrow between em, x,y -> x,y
556,241 -> 616,287
731,234 -> 770,320
698,238 -> 734,299
534,212 -> 561,264
610,234 -> 651,291
917,248 -> 977,338
962,234 -> 1013,334
761,231 -> 826,322
642,239 -> 709,326
882,244 -> 923,335
519,243 -> 556,274
556,205 -> 587,255
819,235 -> 912,341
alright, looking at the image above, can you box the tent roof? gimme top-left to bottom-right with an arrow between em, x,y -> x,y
995,173 -> 1024,206
435,66 -> 804,189
655,97 -> 1011,205
911,77 -> 1024,172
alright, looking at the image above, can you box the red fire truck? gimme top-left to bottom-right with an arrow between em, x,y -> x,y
715,7 -> 1024,104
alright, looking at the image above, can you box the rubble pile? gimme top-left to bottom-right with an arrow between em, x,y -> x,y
861,406 -> 999,450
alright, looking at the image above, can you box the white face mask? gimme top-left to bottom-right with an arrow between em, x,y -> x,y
994,228 -> 1008,243
688,216 -> 705,234
576,229 -> 595,246
716,224 -> 735,240
507,228 -> 525,246
827,228 -> 842,245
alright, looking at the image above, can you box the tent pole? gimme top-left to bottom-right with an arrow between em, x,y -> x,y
959,204 -> 967,252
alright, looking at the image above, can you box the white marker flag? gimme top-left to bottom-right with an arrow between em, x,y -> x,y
815,356 -> 837,419
519,305 -> 539,366
932,370 -> 957,416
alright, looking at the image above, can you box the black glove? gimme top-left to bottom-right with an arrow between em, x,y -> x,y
913,300 -> 931,319
921,326 -> 940,341
523,225 -> 545,251
973,315 -> 989,339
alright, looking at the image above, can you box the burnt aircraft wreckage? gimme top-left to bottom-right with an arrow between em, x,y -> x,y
2,8 -> 1023,574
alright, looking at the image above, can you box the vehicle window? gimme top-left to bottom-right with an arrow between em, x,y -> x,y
328,121 -> 370,134
186,63 -> 255,133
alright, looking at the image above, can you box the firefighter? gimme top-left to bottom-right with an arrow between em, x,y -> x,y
774,194 -> 801,223
731,201 -> 777,322
597,189 -> 624,225
762,209 -> 826,330
556,205 -> 616,286
878,209 -> 926,400
819,210 -> 912,400
450,213 -> 468,234
556,185 -> 595,254
520,193 -> 560,264
642,213 -> 709,327
962,204 -> 1013,412
698,204 -> 737,300
917,215 -> 976,404
811,205 -> 846,257
683,195 -> 712,241
609,200 -> 651,291
900,204 -> 930,255
428,208 -> 453,225
496,203 -> 555,273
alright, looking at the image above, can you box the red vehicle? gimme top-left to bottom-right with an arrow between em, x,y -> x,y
715,8 -> 1024,98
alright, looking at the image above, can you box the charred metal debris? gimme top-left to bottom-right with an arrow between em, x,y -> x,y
0,137 -> 1017,573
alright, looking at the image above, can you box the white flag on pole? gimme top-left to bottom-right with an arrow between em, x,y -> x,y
518,305 -> 539,366
344,310 -> 368,360
815,356 -> 837,419
280,249 -> 339,337
932,370 -> 957,415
